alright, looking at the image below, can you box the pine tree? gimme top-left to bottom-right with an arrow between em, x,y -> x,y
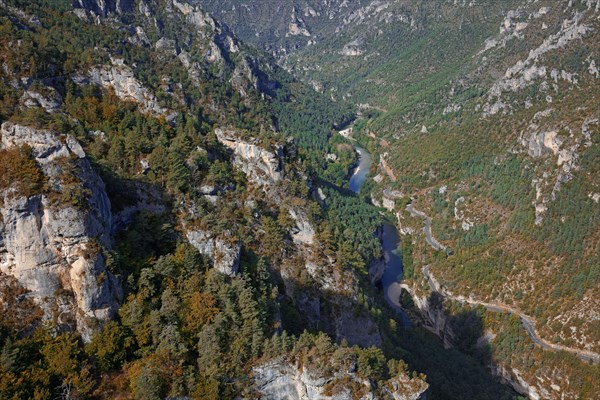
166,151 -> 190,192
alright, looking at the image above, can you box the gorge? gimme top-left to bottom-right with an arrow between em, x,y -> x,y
0,0 -> 598,399
349,144 -> 412,328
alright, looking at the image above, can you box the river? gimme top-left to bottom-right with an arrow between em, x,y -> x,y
349,146 -> 412,327
349,146 -> 372,193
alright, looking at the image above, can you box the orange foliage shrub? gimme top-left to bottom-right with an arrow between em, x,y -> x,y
0,145 -> 46,198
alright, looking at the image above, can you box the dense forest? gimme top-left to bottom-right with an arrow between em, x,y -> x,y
2,1 -> 598,399
0,1 -> 428,399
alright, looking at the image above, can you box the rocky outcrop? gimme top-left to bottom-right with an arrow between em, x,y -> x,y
253,361 -> 354,400
288,206 -> 315,245
400,282 -> 455,349
215,128 -> 284,186
186,228 -> 241,276
73,0 -> 134,17
521,130 -> 562,158
331,300 -> 382,348
172,0 -> 245,71
520,113 -> 595,225
368,258 -> 385,285
453,197 -> 474,231
20,88 -> 62,113
493,365 -> 548,400
288,6 -> 311,37
253,359 -> 428,400
0,122 -> 121,340
155,37 -> 179,57
73,58 -> 172,119
173,0 -> 216,30
341,39 -> 363,56
382,374 -> 430,400
482,11 -> 595,116
381,189 -> 403,212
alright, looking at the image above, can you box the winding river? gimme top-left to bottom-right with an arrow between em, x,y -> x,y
349,147 -> 372,193
349,146 -> 600,362
349,146 -> 412,327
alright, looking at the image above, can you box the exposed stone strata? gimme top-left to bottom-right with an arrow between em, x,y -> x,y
253,359 -> 428,400
72,0 -> 134,17
520,114 -> 594,224
482,10 -> 596,116
288,206 -> 315,245
20,88 -> 62,113
186,228 -> 241,276
0,122 -> 121,340
215,128 -> 284,186
73,58 -> 172,118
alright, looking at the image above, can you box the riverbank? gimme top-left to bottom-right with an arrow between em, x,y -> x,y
348,143 -> 411,326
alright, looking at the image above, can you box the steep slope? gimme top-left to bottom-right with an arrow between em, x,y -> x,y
196,0 -> 600,398
0,122 -> 121,340
195,0 -> 370,56
354,1 -> 600,399
0,1 -> 432,399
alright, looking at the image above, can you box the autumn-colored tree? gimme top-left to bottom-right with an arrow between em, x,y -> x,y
0,146 -> 46,197
182,292 -> 219,335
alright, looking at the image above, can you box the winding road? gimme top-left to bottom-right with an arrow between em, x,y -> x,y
406,204 -> 447,252
409,205 -> 600,365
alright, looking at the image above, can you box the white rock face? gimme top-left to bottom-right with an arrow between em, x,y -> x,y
400,283 -> 455,349
289,22 -> 311,37
215,128 -> 284,186
253,361 -> 341,400
155,37 -> 178,56
0,122 -> 121,340
73,0 -> 134,17
382,196 -> 396,212
341,39 -> 363,56
172,0 -> 195,15
521,116 -> 591,224
482,12 -> 594,116
494,365 -> 548,400
253,359 -> 428,400
289,207 -> 315,245
73,59 -> 169,117
381,189 -> 402,212
20,88 -> 62,113
521,130 -> 562,157
186,229 -> 241,276
454,197 -> 474,231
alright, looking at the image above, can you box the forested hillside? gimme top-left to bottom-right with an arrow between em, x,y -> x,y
0,0 -> 432,399
201,0 -> 600,399
1,0 -> 598,399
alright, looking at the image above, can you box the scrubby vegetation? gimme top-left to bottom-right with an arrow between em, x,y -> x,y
0,1 -> 420,399
2,0 -> 598,399
0,145 -> 46,198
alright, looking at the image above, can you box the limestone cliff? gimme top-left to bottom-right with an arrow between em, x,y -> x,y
73,58 -> 173,119
73,0 -> 135,17
215,128 -> 284,186
0,122 -> 121,340
253,359 -> 428,400
186,228 -> 241,276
